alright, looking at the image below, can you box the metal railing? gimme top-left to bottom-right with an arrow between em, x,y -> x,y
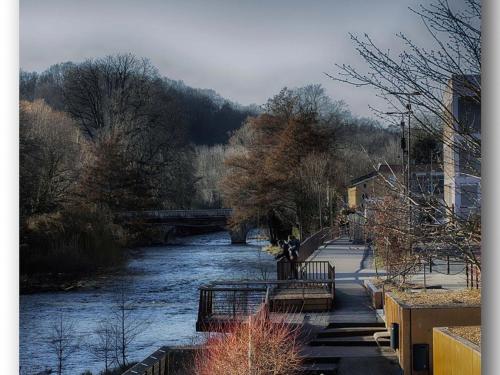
122,346 -> 197,375
121,208 -> 233,219
466,262 -> 481,289
196,279 -> 335,331
298,227 -> 332,261
277,260 -> 334,282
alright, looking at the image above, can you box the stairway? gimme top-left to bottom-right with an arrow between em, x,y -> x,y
300,322 -> 398,375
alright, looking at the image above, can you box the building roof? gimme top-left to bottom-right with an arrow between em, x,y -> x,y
349,163 -> 443,187
349,170 -> 378,186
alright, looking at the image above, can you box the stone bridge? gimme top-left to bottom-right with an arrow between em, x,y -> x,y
121,209 -> 250,244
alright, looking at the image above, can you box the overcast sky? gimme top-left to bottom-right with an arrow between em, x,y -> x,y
20,0 -> 444,118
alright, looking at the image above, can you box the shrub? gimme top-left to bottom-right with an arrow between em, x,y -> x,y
194,309 -> 302,375
21,204 -> 125,275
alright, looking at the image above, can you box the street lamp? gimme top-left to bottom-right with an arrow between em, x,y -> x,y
388,91 -> 422,195
386,91 -> 422,253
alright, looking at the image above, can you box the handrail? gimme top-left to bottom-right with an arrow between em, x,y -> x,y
277,260 -> 334,281
297,227 -> 332,261
202,279 -> 336,287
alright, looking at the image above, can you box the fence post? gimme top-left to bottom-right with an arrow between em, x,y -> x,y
466,262 -> 469,288
233,290 -> 236,318
447,255 -> 450,275
476,266 -> 479,289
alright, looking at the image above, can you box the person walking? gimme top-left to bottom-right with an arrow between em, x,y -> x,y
274,240 -> 290,261
288,235 -> 300,279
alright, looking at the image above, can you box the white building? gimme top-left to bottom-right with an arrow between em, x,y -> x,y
443,75 -> 481,219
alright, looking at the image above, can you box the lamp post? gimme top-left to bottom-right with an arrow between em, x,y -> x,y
387,91 -> 422,253
388,91 -> 422,195
386,111 -> 409,194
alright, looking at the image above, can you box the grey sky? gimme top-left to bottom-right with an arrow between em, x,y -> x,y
20,0 -> 442,118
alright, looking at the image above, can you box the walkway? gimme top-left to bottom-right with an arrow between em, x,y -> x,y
299,236 -> 400,375
309,235 -> 383,324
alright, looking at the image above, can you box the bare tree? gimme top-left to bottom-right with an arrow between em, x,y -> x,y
193,145 -> 229,208
330,0 -> 481,269
111,287 -> 146,369
19,100 -> 84,218
48,314 -> 80,375
86,319 -> 116,373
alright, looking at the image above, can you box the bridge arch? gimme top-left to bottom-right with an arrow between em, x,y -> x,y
121,209 -> 251,244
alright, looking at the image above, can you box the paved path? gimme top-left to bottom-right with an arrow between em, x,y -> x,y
299,236 -> 400,375
308,235 -> 384,324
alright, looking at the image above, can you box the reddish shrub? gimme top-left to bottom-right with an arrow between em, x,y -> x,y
195,309 -> 302,375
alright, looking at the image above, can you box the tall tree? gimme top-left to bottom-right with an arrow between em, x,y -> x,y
222,86 -> 340,240
19,100 -> 83,219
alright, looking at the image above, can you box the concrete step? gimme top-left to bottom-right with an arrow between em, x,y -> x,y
309,335 -> 390,347
301,346 -> 395,360
300,363 -> 338,375
318,327 -> 386,338
327,322 -> 386,329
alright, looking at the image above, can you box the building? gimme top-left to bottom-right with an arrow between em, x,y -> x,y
347,164 -> 444,210
443,75 -> 481,218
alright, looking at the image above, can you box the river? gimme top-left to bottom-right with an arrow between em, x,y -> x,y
20,231 -> 274,375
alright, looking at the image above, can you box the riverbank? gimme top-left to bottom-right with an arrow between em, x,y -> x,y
20,267 -> 124,294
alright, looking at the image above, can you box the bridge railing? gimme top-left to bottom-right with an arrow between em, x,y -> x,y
121,208 -> 233,219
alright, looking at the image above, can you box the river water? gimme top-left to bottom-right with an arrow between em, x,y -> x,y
20,231 -> 274,375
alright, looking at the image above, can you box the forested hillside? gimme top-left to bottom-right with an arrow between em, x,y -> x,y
20,60 -> 256,146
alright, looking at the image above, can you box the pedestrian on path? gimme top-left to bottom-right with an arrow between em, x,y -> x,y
288,235 -> 300,279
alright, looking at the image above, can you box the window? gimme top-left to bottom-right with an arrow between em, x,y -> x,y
459,148 -> 481,176
458,96 -> 481,134
460,184 -> 479,208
